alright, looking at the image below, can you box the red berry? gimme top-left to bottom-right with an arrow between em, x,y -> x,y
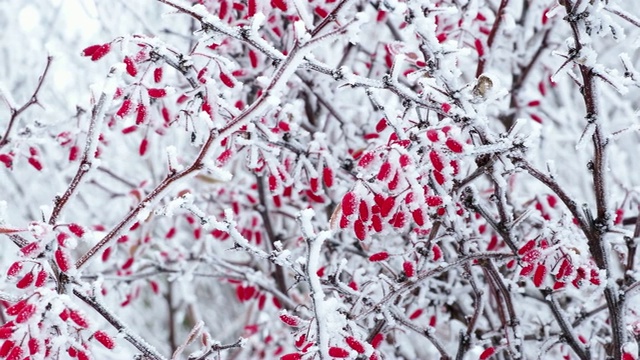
28,337 -> 39,355
403,261 -> 415,277
28,157 -> 42,171
70,310 -> 89,328
136,103 -> 147,125
432,245 -> 442,261
429,150 -> 444,171
342,192 -> 357,216
148,88 -> 167,98
346,336 -> 365,354
6,262 -> 22,277
69,223 -> 85,237
124,56 -> 137,77
55,249 -> 71,272
280,354 -> 301,360
219,72 -> 235,88
16,272 -> 34,289
369,252 -> 389,262
377,162 -> 392,181
426,196 -> 443,207
354,220 -> 366,241
279,313 -> 300,327
480,347 -> 495,360
409,309 -> 423,320
154,67 -> 163,83
322,167 -> 334,188
0,328 -> 13,340
249,50 -> 259,68
81,44 -> 101,57
91,44 -> 111,61
271,0 -> 287,11
16,304 -> 36,323
328,347 -> 349,358
139,138 -> 149,156
94,330 -> 115,349
445,138 -> 464,153
35,270 -> 48,287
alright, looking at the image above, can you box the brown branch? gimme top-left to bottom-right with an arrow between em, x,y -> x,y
542,289 -> 590,360
605,6 -> 640,28
74,290 -> 168,360
455,263 -> 484,360
0,56 -> 53,147
48,65 -> 121,225
391,308 -> 451,360
476,0 -> 509,78
190,338 -> 245,360
256,174 -> 288,297
461,186 -> 518,254
480,259 -> 522,358
354,252 -> 516,321
76,3 -> 348,270
561,1 -> 624,356
516,160 -> 592,239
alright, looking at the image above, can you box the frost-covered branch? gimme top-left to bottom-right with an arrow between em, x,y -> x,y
0,56 -> 52,147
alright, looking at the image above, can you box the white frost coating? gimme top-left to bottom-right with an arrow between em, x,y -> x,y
205,163 -> 233,182
273,240 -> 284,252
272,249 -> 292,266
251,12 -> 266,30
347,12 -> 370,44
623,342 -> 638,356
137,202 -> 151,222
162,194 -> 189,217
85,64 -> 124,165
166,146 -> 183,172
250,13 -> 285,61
391,54 -> 405,81
102,64 -> 124,96
0,201 -> 6,223
294,20 -> 311,44
298,208 -> 316,238
92,294 -> 168,360
297,208 -> 336,358
503,11 -> 516,31
224,209 -> 270,258
292,0 -> 314,29
307,230 -> 333,358
238,337 -> 248,348
0,82 -> 17,109
255,76 -> 270,87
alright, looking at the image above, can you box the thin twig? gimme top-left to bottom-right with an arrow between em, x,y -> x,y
74,290 -> 169,360
0,56 -> 53,147
542,289 -> 590,360
255,174 -> 288,296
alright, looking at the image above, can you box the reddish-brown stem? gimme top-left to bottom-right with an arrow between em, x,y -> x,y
476,0 -> 509,78
48,66 -> 120,225
542,289 -> 590,360
391,308 -> 451,359
0,56 -> 53,147
74,290 -> 168,360
562,1 -> 623,357
75,8 -> 332,270
256,174 -> 288,296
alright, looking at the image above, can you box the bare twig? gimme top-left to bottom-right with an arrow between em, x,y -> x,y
255,174 -> 288,296
48,65 -> 122,225
0,56 -> 53,147
542,289 -> 590,360
74,290 -> 169,360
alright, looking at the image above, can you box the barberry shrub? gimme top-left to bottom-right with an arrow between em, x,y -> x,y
1,0 -> 640,359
